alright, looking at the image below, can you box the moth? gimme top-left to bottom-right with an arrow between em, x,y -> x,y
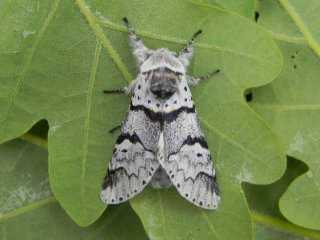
101,17 -> 220,209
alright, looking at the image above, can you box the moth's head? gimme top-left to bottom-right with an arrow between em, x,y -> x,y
140,49 -> 185,100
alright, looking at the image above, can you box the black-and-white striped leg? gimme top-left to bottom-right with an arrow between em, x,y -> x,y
103,88 -> 127,94
123,17 -> 150,65
187,69 -> 220,85
178,30 -> 202,67
109,121 -> 124,134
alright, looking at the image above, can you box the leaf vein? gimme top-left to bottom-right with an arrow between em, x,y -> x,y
279,0 -> 320,58
80,41 -> 102,219
96,20 -> 273,64
158,191 -> 169,240
0,197 -> 56,223
202,120 -> 273,172
199,210 -> 223,240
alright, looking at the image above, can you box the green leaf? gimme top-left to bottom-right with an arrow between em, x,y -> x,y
0,138 -> 148,240
0,139 -> 51,216
244,158 -> 320,239
131,187 -> 251,240
244,158 -> 308,219
190,0 -> 256,19
279,0 -> 320,57
256,0 -> 303,43
251,0 -> 320,232
251,37 -> 320,230
0,0 -> 285,233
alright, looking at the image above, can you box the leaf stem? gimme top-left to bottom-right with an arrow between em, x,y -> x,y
0,197 -> 56,222
251,210 -> 320,239
20,133 -> 48,149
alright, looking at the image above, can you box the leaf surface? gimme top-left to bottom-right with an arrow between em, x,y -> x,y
190,0 -> 256,19
0,138 -> 148,240
279,0 -> 320,57
251,0 -> 320,230
0,0 -> 285,234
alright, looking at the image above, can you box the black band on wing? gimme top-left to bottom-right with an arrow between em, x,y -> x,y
102,167 -> 139,189
167,135 -> 209,158
116,132 -> 143,145
114,132 -> 155,154
129,102 -> 195,123
176,170 -> 220,196
163,106 -> 195,122
129,103 -> 162,122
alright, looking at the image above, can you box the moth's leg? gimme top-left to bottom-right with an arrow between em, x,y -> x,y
187,69 -> 220,85
103,88 -> 127,94
123,17 -> 150,65
178,30 -> 202,68
109,121 -> 124,134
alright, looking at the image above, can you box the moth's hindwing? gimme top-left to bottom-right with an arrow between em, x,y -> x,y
160,83 -> 221,209
101,90 -> 161,203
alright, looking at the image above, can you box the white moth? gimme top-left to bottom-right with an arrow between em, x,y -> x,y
101,17 -> 220,209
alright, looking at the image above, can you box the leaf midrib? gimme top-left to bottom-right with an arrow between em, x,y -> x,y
79,41 -> 102,220
75,0 -> 132,82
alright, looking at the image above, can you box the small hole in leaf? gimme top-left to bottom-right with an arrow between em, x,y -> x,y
245,92 -> 253,102
294,64 -> 298,69
254,11 -> 260,22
